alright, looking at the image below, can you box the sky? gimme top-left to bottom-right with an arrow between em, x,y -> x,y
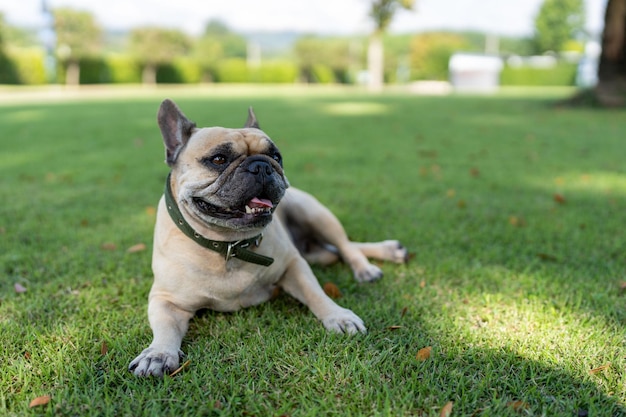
0,0 -> 608,38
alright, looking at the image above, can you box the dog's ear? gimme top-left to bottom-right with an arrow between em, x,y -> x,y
158,99 -> 197,166
244,107 -> 260,129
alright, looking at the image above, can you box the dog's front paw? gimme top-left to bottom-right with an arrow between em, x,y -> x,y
354,263 -> 383,283
128,347 -> 184,377
382,240 -> 409,263
322,308 -> 367,334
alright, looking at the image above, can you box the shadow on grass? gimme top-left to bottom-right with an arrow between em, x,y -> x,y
122,291 -> 624,416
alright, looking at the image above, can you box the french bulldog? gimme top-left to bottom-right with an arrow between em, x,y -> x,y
129,99 -> 407,377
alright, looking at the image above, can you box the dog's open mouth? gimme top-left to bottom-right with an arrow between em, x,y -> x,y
244,197 -> 274,215
193,196 -> 274,219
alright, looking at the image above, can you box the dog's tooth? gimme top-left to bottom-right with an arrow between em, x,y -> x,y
245,205 -> 252,214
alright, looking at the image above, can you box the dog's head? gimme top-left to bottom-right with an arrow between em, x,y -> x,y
158,99 -> 288,232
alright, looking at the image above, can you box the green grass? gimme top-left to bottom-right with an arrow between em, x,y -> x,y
1,85 -> 625,416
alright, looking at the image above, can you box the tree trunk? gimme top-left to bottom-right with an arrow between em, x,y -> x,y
65,60 -> 80,86
367,31 -> 384,92
595,0 -> 626,106
142,64 -> 157,85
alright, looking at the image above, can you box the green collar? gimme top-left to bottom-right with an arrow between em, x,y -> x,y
163,174 -> 274,267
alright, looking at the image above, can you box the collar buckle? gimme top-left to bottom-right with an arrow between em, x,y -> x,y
225,240 -> 242,260
224,233 -> 263,261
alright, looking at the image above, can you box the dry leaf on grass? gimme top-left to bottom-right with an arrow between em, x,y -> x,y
400,306 -> 409,318
126,243 -> 146,253
554,193 -> 566,204
416,346 -> 432,361
387,326 -> 403,331
507,400 -> 530,411
14,283 -> 27,293
100,341 -> 108,356
537,252 -> 558,262
589,363 -> 611,374
508,216 -> 527,227
440,401 -> 453,417
322,282 -> 342,299
29,396 -> 51,408
101,242 -> 117,251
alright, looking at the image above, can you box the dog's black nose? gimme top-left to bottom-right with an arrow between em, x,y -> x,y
246,159 -> 272,177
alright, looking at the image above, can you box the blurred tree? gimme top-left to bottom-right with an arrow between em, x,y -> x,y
129,27 -> 191,85
367,0 -> 414,91
409,32 -> 469,80
193,19 -> 246,82
498,36 -> 535,56
193,37 -> 223,82
382,33 -> 412,83
0,14 -> 36,48
595,0 -> 626,106
533,0 -> 584,53
203,20 -> 246,58
294,36 -> 353,83
53,8 -> 102,85
0,13 -> 19,83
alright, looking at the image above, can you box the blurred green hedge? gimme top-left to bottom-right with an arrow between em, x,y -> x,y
107,54 -> 141,83
215,58 -> 298,83
0,47 -> 47,85
311,64 -> 335,84
157,58 -> 202,84
500,62 -> 577,86
214,58 -> 249,83
256,61 -> 298,83
0,47 -> 579,87
0,52 -> 301,85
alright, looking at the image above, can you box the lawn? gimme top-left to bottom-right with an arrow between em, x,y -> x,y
1,85 -> 625,416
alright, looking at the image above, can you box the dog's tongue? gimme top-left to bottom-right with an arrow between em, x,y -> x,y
248,197 -> 273,209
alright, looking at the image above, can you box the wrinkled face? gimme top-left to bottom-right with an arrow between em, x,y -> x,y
173,127 -> 287,231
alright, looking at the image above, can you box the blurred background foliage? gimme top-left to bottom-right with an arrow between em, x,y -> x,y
0,0 -> 587,87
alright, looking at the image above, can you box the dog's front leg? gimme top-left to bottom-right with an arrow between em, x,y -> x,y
279,257 -> 366,334
129,296 -> 194,377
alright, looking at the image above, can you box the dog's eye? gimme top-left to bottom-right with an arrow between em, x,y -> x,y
201,154 -> 229,169
271,152 -> 282,165
210,155 -> 227,165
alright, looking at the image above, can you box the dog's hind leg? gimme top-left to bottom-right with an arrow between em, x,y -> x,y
301,243 -> 341,266
282,188 -> 397,282
351,241 -> 408,264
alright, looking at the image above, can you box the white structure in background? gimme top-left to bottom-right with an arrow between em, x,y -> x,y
449,53 -> 503,93
576,41 -> 601,88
